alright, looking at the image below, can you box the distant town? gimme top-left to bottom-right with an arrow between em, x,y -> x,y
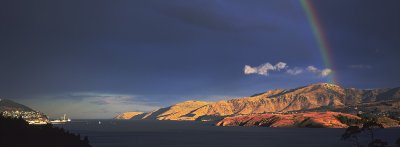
1,110 -> 49,124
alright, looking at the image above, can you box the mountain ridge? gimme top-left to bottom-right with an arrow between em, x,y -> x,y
116,83 -> 400,121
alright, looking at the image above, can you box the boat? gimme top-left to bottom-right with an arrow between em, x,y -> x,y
28,120 -> 48,125
50,114 -> 71,124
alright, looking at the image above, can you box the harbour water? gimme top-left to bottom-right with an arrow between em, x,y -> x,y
57,120 -> 400,147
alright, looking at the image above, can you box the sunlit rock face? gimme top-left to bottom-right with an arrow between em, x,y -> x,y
142,101 -> 211,120
114,112 -> 145,120
117,83 -> 400,121
216,112 -> 359,128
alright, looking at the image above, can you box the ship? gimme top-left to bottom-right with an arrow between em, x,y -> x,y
28,120 -> 48,125
50,114 -> 71,124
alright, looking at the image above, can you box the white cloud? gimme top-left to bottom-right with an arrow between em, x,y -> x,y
307,66 -> 318,73
257,63 -> 275,75
286,68 -> 303,75
244,65 -> 257,74
306,65 -> 332,77
320,68 -> 332,77
274,62 -> 287,70
243,62 -> 287,76
244,62 -> 332,78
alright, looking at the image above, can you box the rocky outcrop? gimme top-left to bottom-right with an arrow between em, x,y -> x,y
216,112 -> 361,128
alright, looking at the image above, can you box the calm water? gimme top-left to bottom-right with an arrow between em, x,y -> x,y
56,120 -> 400,147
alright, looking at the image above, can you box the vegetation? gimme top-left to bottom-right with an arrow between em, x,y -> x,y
341,114 -> 400,147
342,118 -> 385,147
336,114 -> 363,126
195,115 -> 225,122
0,115 -> 91,147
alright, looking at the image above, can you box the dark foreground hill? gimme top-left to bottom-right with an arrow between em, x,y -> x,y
0,115 -> 91,147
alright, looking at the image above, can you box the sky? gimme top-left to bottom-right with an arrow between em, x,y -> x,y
1,0 -> 400,119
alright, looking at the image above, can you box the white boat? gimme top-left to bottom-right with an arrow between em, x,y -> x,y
50,114 -> 71,124
28,120 -> 48,125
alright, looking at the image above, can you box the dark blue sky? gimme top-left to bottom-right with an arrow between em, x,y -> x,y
1,0 -> 399,118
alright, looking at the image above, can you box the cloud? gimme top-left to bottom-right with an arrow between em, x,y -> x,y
244,62 -> 287,76
244,62 -> 332,78
286,68 -> 303,75
244,65 -> 258,74
348,64 -> 372,69
320,68 -> 332,77
63,92 -> 139,105
306,65 -> 332,77
307,66 -> 318,73
274,62 -> 287,71
90,100 -> 110,105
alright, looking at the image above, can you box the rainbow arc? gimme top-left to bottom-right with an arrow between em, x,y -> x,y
301,0 -> 337,84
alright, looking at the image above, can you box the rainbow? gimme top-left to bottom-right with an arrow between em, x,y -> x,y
300,0 -> 337,84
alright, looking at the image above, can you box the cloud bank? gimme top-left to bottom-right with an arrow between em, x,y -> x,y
244,62 -> 332,77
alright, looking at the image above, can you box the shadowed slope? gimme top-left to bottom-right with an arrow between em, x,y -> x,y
216,112 -> 361,128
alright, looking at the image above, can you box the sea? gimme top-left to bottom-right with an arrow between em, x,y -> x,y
55,119 -> 400,147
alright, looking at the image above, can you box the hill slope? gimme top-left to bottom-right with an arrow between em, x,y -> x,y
0,99 -> 34,112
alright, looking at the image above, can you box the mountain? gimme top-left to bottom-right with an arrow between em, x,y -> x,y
0,99 -> 34,112
114,112 -> 145,120
117,83 -> 400,121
